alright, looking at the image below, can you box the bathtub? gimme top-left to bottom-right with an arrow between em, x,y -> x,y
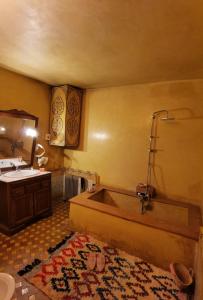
69,185 -> 202,269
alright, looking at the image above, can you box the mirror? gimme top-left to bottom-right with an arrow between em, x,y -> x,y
0,110 -> 38,170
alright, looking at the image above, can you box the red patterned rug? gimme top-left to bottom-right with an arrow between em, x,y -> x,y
25,232 -> 180,299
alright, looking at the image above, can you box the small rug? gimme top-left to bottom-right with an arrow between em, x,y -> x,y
24,232 -> 180,300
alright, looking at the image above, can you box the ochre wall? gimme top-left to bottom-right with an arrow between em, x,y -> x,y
0,67 -> 63,170
64,80 -> 203,207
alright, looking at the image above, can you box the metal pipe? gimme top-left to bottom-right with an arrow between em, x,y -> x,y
146,110 -> 175,200
161,117 -> 175,120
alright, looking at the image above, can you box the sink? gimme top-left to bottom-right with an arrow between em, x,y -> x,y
0,273 -> 15,300
4,169 -> 40,178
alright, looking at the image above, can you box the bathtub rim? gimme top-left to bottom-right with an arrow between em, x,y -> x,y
70,185 -> 202,241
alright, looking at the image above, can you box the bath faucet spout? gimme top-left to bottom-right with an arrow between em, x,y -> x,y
137,192 -> 149,214
140,198 -> 145,214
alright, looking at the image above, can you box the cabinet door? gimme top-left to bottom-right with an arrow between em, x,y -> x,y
65,86 -> 83,148
34,188 -> 51,216
11,194 -> 34,226
49,85 -> 67,146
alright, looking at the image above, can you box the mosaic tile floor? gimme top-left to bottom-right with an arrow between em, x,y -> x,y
0,200 -> 70,300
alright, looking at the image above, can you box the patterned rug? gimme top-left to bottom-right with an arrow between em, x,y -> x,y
24,232 -> 180,300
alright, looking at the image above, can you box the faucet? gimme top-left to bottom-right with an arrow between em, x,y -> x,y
137,192 -> 149,214
10,162 -> 20,171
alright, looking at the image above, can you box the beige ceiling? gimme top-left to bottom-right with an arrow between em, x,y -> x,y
0,0 -> 203,88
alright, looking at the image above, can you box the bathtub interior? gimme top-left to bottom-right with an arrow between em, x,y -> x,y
89,189 -> 189,227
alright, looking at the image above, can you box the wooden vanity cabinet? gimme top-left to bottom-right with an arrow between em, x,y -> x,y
0,173 -> 52,235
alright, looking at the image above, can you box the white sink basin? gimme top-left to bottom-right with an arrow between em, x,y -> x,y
0,273 -> 15,300
4,169 -> 40,178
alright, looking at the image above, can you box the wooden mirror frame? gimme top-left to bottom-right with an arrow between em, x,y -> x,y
0,109 -> 38,170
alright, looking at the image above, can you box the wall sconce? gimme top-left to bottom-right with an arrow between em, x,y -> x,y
35,143 -> 48,167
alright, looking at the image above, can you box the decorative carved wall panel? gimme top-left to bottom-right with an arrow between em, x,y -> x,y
49,85 -> 83,148
50,85 -> 67,146
66,86 -> 83,147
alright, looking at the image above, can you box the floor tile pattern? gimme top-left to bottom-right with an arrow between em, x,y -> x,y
0,200 -> 70,299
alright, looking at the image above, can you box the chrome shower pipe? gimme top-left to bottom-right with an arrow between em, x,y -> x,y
146,117 -> 156,192
146,110 -> 174,200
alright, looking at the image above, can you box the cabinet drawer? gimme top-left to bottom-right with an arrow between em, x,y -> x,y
11,186 -> 25,197
25,182 -> 40,193
41,179 -> 50,189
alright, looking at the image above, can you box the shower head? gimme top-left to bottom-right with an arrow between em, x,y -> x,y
160,117 -> 175,121
152,110 -> 175,121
